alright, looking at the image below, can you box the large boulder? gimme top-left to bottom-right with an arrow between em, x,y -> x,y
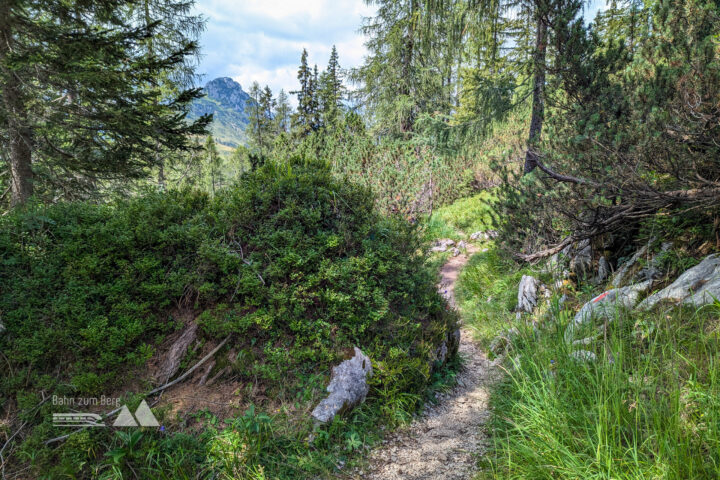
311,348 -> 373,424
638,254 -> 720,310
565,280 -> 652,343
517,275 -> 539,313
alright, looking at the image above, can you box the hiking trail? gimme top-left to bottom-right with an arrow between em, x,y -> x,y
356,244 -> 500,480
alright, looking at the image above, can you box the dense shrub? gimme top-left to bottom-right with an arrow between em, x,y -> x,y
0,159 -> 456,468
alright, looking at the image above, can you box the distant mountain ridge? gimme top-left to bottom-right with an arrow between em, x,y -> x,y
188,77 -> 250,148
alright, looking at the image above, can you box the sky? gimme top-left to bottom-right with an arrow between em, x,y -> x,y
192,0 -> 376,97
193,0 -> 607,99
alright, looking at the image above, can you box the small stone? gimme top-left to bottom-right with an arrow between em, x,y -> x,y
570,350 -> 597,362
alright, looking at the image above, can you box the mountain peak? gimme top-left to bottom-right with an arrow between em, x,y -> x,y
188,76 -> 250,148
204,77 -> 249,111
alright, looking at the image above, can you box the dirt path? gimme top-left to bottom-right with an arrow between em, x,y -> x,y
357,244 -> 500,480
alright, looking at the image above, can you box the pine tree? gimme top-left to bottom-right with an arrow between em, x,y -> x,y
291,49 -> 315,136
310,65 -> 322,131
0,0 -> 210,207
319,46 -> 346,127
354,0 -> 463,136
274,89 -> 292,134
127,0 -> 206,188
246,82 -> 276,154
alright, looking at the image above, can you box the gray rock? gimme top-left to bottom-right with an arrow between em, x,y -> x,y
594,256 -> 610,284
451,247 -> 461,257
612,243 -> 650,287
517,275 -> 539,313
558,293 -> 569,308
570,240 -> 592,279
312,348 -> 373,423
638,254 -> 720,310
636,242 -> 673,282
448,328 -> 461,357
431,238 -> 456,253
435,341 -> 448,365
565,280 -> 652,343
457,240 -> 467,249
570,350 -> 597,362
572,335 -> 598,346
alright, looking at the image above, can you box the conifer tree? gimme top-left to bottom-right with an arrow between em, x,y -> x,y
127,0 -> 206,188
319,46 -> 346,127
246,82 -> 275,154
291,49 -> 315,136
0,0 -> 210,207
274,89 -> 292,134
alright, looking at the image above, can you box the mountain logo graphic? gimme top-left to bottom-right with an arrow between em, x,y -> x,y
112,400 -> 160,427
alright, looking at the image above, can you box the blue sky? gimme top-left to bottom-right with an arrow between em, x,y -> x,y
193,0 -> 607,98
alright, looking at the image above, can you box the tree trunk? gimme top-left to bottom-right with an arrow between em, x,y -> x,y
400,0 -> 416,133
524,14 -> 547,174
0,4 -> 34,206
158,159 -> 166,189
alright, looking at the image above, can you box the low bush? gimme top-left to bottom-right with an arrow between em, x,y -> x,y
0,158 -> 457,478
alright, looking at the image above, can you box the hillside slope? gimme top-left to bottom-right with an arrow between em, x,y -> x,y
188,77 -> 250,148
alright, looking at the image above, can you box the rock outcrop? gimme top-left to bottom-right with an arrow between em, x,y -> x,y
564,280 -> 652,343
638,254 -> 720,310
594,256 -> 610,284
611,243 -> 650,287
311,347 -> 373,424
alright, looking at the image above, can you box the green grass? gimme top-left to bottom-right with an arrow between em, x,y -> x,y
425,190 -> 498,240
455,245 -> 538,349
429,188 -> 720,479
453,243 -> 720,479
477,302 -> 720,480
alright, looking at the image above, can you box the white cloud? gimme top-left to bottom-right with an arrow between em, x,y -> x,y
193,0 -> 376,102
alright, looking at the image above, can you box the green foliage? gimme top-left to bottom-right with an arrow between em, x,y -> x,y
427,191 -> 498,236
1,159 -> 457,477
495,0 -> 720,253
479,303 -> 720,480
453,243 -> 720,480
0,0 -> 210,207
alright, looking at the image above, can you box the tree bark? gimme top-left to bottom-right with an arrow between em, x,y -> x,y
0,3 -> 34,206
400,0 -> 416,133
524,14 -> 547,174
